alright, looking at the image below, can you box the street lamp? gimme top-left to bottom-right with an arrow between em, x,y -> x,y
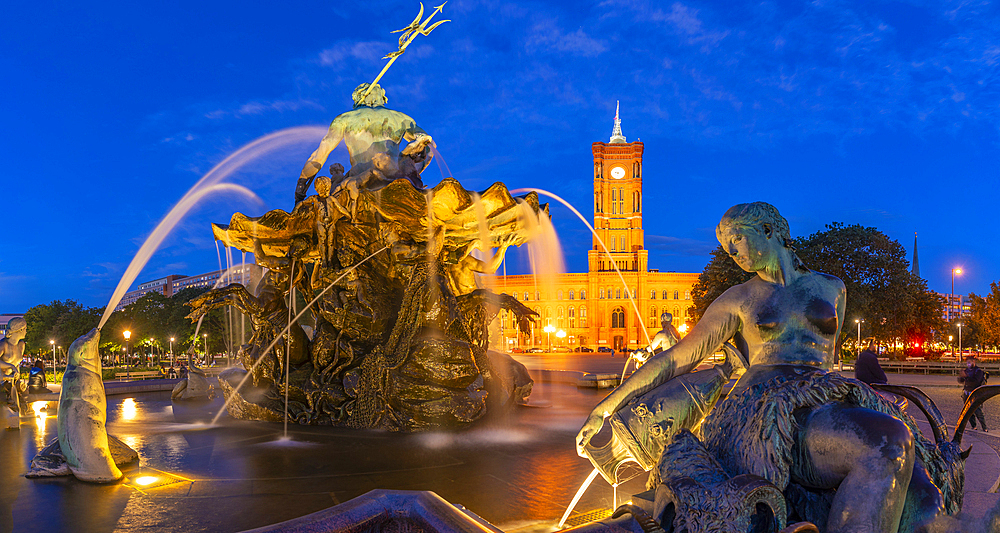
203,333 -> 208,365
49,340 -> 55,378
543,324 -> 555,352
123,330 -> 131,379
951,267 -> 963,322
957,322 -> 963,358
556,329 -> 567,351
170,337 -> 175,366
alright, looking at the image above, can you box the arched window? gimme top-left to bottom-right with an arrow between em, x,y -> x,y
674,307 -> 680,320
599,288 -> 605,299
618,188 -> 624,214
558,290 -> 563,300
611,189 -> 617,214
685,290 -> 691,300
651,289 -> 656,299
524,292 -> 529,301
536,291 -> 540,301
663,290 -> 668,300
568,289 -> 575,300
581,306 -> 588,327
637,192 -> 641,212
650,306 -> 657,318
612,308 -> 625,328
558,307 -> 564,318
580,289 -> 586,300
545,307 -> 551,317
674,290 -> 679,300
569,307 -> 575,317
608,287 -> 613,299
512,292 -> 518,300
616,289 -> 621,299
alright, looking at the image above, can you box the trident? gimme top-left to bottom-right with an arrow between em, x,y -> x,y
362,2 -> 450,98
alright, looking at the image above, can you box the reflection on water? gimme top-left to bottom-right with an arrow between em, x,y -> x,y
30,401 -> 52,448
121,398 -> 137,421
6,383 -> 631,532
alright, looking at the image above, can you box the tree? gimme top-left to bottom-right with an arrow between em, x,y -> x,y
796,223 -> 943,354
689,246 -> 753,322
23,300 -> 101,355
966,284 -> 1000,351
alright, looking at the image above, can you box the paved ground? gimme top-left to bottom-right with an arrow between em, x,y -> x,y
1,358 -> 997,532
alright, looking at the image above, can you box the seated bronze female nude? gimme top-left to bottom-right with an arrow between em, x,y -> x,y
576,202 -> 963,533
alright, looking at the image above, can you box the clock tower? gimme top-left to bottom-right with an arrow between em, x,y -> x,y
589,102 -> 647,274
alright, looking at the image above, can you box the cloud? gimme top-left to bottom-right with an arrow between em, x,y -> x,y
317,41 -> 395,69
204,98 -> 324,120
526,21 -> 607,57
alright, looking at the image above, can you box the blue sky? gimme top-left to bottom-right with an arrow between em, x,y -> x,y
3,0 -> 999,313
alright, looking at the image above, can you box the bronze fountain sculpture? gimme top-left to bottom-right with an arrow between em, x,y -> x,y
187,79 -> 541,430
577,202 -> 1000,533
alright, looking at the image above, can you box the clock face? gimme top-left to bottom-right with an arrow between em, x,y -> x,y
610,166 -> 626,179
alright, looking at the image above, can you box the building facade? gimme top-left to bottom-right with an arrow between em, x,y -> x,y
493,106 -> 699,352
115,265 -> 259,311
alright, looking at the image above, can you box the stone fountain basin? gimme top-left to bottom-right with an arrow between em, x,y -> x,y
4,376 -> 641,532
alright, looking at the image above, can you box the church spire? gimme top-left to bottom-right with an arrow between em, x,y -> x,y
610,101 -> 626,143
911,232 -> 920,278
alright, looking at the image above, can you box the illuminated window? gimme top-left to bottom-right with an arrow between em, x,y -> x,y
685,290 -> 691,300
524,292 -> 529,301
651,290 -> 656,299
512,293 -> 518,300
663,290 -> 668,300
580,290 -> 586,300
558,307 -> 564,318
616,289 -> 621,299
569,290 -> 575,300
600,289 -> 605,299
674,290 -> 679,300
612,308 -> 625,328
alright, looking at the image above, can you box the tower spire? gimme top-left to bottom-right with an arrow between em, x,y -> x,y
610,100 -> 626,143
911,232 -> 920,278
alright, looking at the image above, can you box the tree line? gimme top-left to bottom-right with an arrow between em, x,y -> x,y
21,287 -> 234,362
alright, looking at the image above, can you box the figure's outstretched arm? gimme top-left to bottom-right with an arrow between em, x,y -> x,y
300,125 -> 345,182
401,124 -> 433,156
576,289 -> 742,455
186,283 -> 264,322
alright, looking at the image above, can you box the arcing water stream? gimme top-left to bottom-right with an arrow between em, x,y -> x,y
98,183 -> 259,329
210,245 -> 391,426
509,187 -> 651,346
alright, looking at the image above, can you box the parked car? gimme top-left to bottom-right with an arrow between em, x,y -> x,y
597,347 -> 613,354
510,348 -> 524,354
553,346 -> 572,353
526,347 -> 545,353
574,346 -> 594,352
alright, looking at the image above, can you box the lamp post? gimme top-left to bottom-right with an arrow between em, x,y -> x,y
951,267 -> 963,322
957,322 -> 963,358
170,337 -> 175,367
123,330 -> 131,379
556,329 -> 567,351
203,333 -> 208,365
49,340 -> 55,380
543,324 -> 555,353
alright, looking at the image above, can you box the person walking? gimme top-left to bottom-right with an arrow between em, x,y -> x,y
854,342 -> 888,386
958,355 -> 989,432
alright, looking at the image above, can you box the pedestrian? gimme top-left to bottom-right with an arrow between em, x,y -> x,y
958,355 -> 989,432
854,342 -> 887,386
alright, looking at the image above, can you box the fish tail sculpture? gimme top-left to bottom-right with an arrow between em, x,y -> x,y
58,328 -> 123,483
